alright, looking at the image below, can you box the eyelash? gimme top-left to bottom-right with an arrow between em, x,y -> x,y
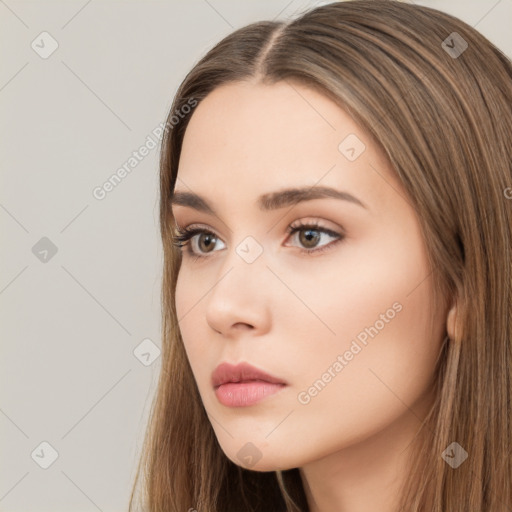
171,221 -> 344,261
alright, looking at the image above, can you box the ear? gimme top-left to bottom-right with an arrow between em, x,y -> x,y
446,302 -> 458,341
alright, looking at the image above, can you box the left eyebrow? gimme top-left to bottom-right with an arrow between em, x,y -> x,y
170,185 -> 368,216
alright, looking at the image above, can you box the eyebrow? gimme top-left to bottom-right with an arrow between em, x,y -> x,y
170,186 -> 368,216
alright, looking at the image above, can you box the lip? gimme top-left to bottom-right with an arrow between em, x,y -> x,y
212,362 -> 287,407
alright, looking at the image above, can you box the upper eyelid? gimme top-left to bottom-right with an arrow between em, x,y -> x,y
174,222 -> 343,249
175,221 -> 341,238
175,216 -> 342,233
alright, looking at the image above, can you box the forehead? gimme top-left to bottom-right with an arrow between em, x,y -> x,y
180,80 -> 350,166
176,80 -> 400,215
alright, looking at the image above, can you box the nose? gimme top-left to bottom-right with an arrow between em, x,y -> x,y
205,251 -> 272,338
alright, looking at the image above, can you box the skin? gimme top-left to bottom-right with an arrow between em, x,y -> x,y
172,80 -> 453,512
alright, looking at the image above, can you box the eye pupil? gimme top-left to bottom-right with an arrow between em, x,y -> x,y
300,229 -> 320,248
199,233 -> 216,252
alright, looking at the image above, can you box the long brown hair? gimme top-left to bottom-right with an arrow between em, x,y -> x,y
129,1 -> 512,510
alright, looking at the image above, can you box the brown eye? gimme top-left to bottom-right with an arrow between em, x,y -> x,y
299,228 -> 322,248
174,221 -> 343,260
197,233 -> 217,253
287,222 -> 342,254
172,226 -> 226,258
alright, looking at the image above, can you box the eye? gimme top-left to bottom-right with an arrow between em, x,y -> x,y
285,220 -> 344,256
172,226 -> 225,259
172,220 -> 344,260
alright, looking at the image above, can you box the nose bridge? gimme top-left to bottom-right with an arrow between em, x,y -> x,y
205,233 -> 271,332
215,233 -> 268,300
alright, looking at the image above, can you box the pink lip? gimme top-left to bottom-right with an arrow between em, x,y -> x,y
211,362 -> 287,407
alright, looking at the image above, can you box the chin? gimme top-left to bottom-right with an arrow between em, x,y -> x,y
220,443 -> 299,472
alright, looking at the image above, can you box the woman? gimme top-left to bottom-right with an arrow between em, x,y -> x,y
130,1 -> 512,510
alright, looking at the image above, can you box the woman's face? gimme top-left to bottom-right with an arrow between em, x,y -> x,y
172,80 -> 448,471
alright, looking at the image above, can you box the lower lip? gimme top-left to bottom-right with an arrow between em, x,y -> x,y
214,381 -> 286,407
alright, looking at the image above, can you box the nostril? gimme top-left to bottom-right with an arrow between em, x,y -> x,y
233,323 -> 254,330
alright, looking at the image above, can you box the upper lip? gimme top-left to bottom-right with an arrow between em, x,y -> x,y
211,362 -> 287,388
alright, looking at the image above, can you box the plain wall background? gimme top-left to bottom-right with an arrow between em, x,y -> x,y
1,1 -> 511,510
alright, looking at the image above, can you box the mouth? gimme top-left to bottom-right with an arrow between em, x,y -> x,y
211,362 -> 288,407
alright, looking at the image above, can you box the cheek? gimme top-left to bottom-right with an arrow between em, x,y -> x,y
174,270 -> 200,366
174,264 -> 203,333
174,271 -> 186,323
174,268 -> 220,399
280,228 -> 441,440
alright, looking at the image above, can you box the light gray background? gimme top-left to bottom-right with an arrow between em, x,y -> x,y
1,1 -> 510,511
